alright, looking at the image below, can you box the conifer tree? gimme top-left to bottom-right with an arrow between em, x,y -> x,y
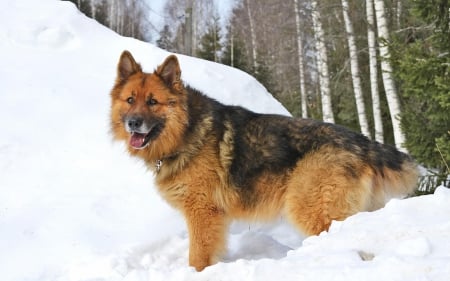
197,16 -> 222,62
221,25 -> 250,73
156,25 -> 175,52
393,0 -> 450,172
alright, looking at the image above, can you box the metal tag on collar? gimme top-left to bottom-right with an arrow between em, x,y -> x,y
156,160 -> 163,172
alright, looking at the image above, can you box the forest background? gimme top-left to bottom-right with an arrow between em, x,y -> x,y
66,0 -> 449,190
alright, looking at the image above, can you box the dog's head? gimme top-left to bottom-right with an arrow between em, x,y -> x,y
110,51 -> 188,159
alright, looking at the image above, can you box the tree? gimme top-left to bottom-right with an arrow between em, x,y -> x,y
219,0 -> 285,99
95,0 -> 110,27
366,0 -> 384,143
156,25 -> 175,52
197,15 -> 222,62
162,0 -> 217,55
221,25 -> 250,72
244,0 -> 258,72
341,0 -> 370,137
393,0 -> 450,171
311,0 -> 334,123
66,0 -> 151,41
294,0 -> 308,118
374,0 -> 407,152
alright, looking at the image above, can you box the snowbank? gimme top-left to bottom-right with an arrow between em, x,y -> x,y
0,1 -> 449,281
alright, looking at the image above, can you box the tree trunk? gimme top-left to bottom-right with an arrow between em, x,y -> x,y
118,2 -> 124,35
109,0 -> 115,30
341,0 -> 371,138
230,28 -> 234,67
374,0 -> 407,151
190,0 -> 197,56
90,0 -> 96,20
366,0 -> 384,143
396,0 -> 402,29
311,0 -> 334,123
294,0 -> 308,118
245,0 -> 258,72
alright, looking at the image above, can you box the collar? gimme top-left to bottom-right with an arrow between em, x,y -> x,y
155,159 -> 163,172
155,152 -> 179,173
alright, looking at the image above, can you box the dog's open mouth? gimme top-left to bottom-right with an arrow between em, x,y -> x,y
129,131 -> 153,149
128,123 -> 163,149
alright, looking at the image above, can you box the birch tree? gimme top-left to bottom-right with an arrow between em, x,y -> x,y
109,0 -> 116,31
245,0 -> 258,72
294,0 -> 308,118
366,0 -> 384,143
374,0 -> 407,151
341,0 -> 370,137
395,0 -> 402,29
311,0 -> 334,123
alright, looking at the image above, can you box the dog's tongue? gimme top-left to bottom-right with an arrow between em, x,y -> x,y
130,132 -> 146,148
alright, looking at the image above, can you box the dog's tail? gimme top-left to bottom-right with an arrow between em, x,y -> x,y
368,154 -> 419,210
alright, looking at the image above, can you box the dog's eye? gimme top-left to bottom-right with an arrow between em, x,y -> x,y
147,98 -> 158,106
126,97 -> 135,104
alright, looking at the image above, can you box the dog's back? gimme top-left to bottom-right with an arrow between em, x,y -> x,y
212,109 -> 418,234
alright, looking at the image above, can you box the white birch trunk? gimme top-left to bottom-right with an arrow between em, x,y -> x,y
311,0 -> 334,123
341,0 -> 371,138
396,0 -> 402,29
245,0 -> 258,72
294,0 -> 308,118
374,0 -> 407,152
109,0 -> 115,30
366,0 -> 384,143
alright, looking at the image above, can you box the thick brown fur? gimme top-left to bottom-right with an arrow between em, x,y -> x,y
110,51 -> 419,271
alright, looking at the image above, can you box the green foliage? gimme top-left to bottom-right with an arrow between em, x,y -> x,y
278,91 -> 302,117
251,57 -> 278,96
413,0 -> 450,47
436,132 -> 450,169
221,27 -> 250,73
395,42 -> 449,170
393,0 -> 450,172
197,16 -> 222,62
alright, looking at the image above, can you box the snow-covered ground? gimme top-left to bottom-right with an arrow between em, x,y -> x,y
0,1 -> 449,280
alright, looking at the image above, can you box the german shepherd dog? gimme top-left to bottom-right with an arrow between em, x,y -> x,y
110,51 -> 418,271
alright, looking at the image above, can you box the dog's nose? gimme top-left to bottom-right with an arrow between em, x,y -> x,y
127,117 -> 143,131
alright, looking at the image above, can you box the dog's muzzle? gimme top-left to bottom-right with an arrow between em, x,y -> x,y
124,116 -> 164,149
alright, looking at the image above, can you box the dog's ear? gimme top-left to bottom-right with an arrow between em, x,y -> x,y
156,55 -> 182,92
117,51 -> 142,81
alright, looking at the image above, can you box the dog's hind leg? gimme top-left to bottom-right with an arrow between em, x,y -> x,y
284,151 -> 373,236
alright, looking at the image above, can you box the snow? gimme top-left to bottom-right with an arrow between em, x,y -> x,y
0,1 -> 449,280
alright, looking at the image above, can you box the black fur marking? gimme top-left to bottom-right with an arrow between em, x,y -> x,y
147,121 -> 165,142
228,112 -> 301,188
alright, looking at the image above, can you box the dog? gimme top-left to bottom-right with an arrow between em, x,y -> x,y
110,51 -> 419,271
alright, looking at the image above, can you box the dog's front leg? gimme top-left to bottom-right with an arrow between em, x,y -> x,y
184,201 -> 227,271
